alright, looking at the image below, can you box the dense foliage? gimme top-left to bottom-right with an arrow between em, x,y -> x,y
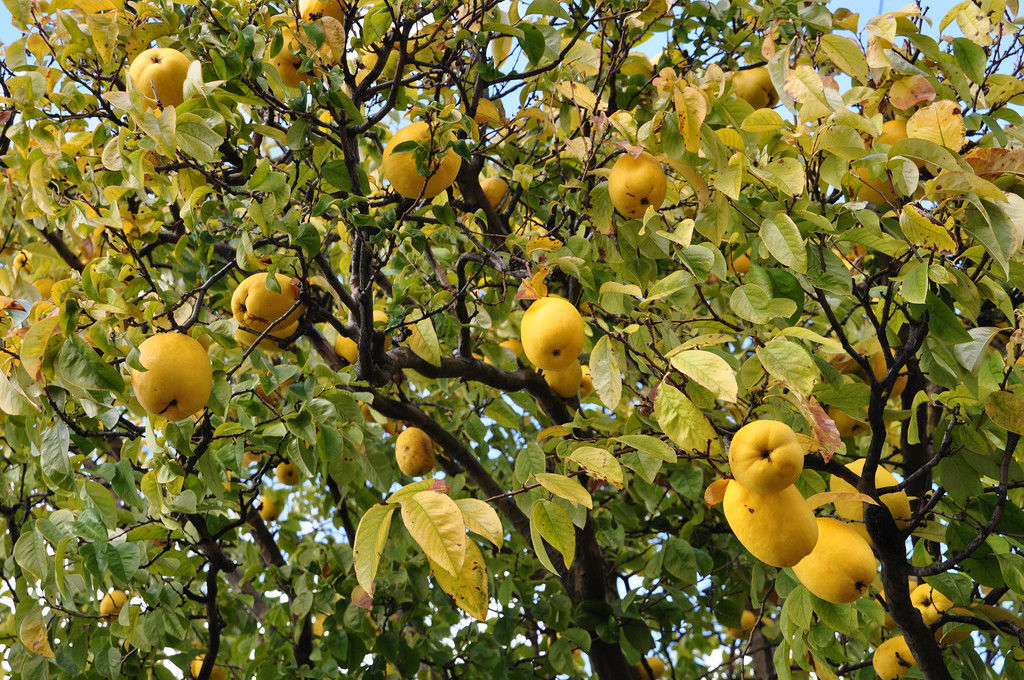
2,0 -> 1024,679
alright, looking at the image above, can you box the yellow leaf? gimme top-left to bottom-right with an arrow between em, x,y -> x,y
805,491 -> 879,511
704,479 -> 729,507
907,101 -> 966,152
401,490 -> 467,577
553,80 -> 601,111
72,0 -> 118,11
526,236 -> 563,257
669,349 -> 738,403
455,498 -> 504,548
19,608 -> 54,659
674,85 -> 707,153
534,472 -> 593,509
567,446 -> 623,488
537,424 -> 572,441
900,205 -> 956,252
353,503 -> 396,596
430,539 -> 489,621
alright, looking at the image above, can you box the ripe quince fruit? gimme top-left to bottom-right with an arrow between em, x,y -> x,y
132,332 -> 213,421
792,517 -> 877,603
731,66 -> 778,109
727,420 -> 804,494
608,152 -> 667,219
520,297 -> 585,371
395,427 -> 436,477
381,122 -> 461,199
129,47 -> 191,110
722,480 -> 818,568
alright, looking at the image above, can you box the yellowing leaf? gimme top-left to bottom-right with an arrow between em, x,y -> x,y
407,318 -> 441,367
531,499 -> 576,570
889,76 -> 936,110
985,391 -> 1024,434
756,338 -> 819,397
353,503 -> 396,596
430,539 -> 489,621
654,383 -> 722,454
900,205 -> 956,252
567,446 -> 624,488
401,490 -> 467,577
19,607 -> 54,659
537,425 -> 572,442
534,472 -> 593,509
589,335 -> 622,409
907,101 -> 966,152
740,108 -> 785,133
820,34 -> 869,83
669,350 -> 737,402
674,84 -> 707,153
515,266 -> 550,300
455,498 -> 504,548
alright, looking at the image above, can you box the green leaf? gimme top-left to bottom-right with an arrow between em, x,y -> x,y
105,542 -> 140,582
39,421 -> 72,491
669,349 -> 737,402
654,384 -> 721,454
820,34 -> 870,83
531,499 -> 575,570
955,327 -> 1005,373
760,213 -> 807,273
984,391 -> 1024,434
401,490 -> 467,577
176,112 -> 223,163
14,528 -> 49,581
56,335 -> 125,393
524,0 -> 570,20
899,261 -> 929,304
952,37 -> 986,83
534,472 -> 593,509
730,284 -> 797,324
616,434 -> 677,463
589,335 -> 621,409
518,24 -> 546,64
0,366 -> 38,415
567,446 -> 624,489
353,503 -> 396,595
756,338 -> 818,397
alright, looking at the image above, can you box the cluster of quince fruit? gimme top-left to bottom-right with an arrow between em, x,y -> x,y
722,420 -> 879,605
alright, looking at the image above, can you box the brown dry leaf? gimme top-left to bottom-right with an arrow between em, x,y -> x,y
907,100 -> 966,151
352,583 -> 373,610
796,396 -> 841,461
889,76 -> 936,110
618,142 -> 645,159
805,491 -> 880,511
964,148 -> 1024,180
704,478 -> 729,507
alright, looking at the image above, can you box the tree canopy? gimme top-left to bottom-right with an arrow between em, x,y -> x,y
2,0 -> 1024,679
